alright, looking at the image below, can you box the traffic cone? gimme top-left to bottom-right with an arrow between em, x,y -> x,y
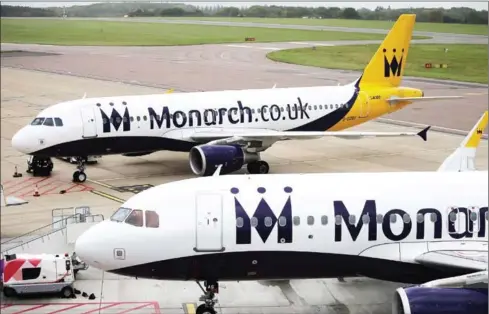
33,185 -> 40,197
13,166 -> 22,178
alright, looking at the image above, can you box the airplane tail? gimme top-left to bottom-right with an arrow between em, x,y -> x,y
437,111 -> 488,172
358,14 -> 415,89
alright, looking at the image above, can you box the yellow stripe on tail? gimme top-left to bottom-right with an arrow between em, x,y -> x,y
359,14 -> 416,88
464,111 -> 488,148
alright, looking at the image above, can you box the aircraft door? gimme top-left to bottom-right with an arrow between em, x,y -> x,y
194,193 -> 224,252
358,91 -> 370,118
80,107 -> 98,138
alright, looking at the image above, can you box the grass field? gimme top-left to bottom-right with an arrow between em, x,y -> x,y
267,44 -> 488,84
164,17 -> 488,36
0,18 -> 401,46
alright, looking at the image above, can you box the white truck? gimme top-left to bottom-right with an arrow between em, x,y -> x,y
1,252 -> 88,298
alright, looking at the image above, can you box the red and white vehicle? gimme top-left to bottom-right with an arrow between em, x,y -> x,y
1,252 -> 86,298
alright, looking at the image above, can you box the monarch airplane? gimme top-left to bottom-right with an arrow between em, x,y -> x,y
12,14 -> 458,183
75,111 -> 488,314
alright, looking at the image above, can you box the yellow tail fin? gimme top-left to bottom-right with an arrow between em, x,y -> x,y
359,14 -> 416,88
463,110 -> 488,148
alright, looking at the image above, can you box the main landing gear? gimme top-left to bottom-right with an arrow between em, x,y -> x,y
246,160 -> 270,175
72,157 -> 88,183
196,280 -> 219,314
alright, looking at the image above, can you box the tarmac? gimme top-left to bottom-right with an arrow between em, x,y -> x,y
1,20 -> 488,314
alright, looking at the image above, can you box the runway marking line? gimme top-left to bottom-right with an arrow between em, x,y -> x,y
91,190 -> 125,203
183,302 -> 197,314
2,176 -> 93,197
11,304 -> 47,314
1,302 -> 160,314
86,178 -> 114,189
46,304 -> 83,314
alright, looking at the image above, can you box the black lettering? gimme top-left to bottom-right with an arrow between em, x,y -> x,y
270,105 -> 281,121
100,107 -> 130,133
237,101 -> 252,123
261,105 -> 269,122
478,207 -> 488,238
416,208 -> 442,239
204,109 -> 217,126
188,110 -> 202,127
382,209 -> 411,241
448,207 -> 473,239
287,104 -> 299,120
228,107 -> 239,124
218,108 -> 227,125
334,200 -> 377,242
173,111 -> 187,128
297,98 -> 310,119
148,106 -> 171,129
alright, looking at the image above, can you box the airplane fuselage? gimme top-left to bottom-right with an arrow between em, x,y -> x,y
75,171 -> 488,285
12,84 -> 421,157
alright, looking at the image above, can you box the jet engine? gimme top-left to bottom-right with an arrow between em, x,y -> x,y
189,145 -> 259,176
392,286 -> 488,314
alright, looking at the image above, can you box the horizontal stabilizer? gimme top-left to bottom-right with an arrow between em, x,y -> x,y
387,95 -> 463,105
438,110 -> 488,172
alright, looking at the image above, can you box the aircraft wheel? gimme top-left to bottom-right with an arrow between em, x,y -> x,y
196,304 -> 216,314
76,172 -> 87,183
73,171 -> 80,182
256,161 -> 270,174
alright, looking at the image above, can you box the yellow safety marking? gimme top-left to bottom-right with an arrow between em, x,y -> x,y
183,303 -> 196,314
87,179 -> 114,189
90,190 -> 125,203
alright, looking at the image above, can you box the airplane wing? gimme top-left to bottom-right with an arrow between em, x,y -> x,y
387,95 -> 463,105
190,127 -> 430,146
415,250 -> 488,272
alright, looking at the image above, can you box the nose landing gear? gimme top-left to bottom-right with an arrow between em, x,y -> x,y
196,280 -> 219,314
72,157 -> 88,183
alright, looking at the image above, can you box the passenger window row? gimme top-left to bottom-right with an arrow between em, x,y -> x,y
236,212 -> 487,228
30,117 -> 64,127
110,207 -> 159,228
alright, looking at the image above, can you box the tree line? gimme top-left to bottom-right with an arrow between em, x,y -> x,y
1,3 -> 487,25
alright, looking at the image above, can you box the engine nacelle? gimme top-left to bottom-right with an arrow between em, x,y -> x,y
393,286 -> 488,314
189,145 -> 258,176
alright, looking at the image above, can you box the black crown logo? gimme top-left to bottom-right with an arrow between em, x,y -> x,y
233,186 -> 293,244
383,48 -> 404,78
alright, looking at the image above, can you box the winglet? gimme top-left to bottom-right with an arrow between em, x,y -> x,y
213,165 -> 223,177
417,126 -> 430,142
437,111 -> 488,172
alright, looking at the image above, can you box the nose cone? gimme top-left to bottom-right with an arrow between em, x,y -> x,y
12,127 -> 34,154
75,220 -> 115,271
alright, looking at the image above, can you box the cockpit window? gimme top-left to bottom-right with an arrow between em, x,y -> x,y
54,118 -> 63,126
43,118 -> 54,126
145,210 -> 159,228
31,118 -> 45,125
125,209 -> 143,227
110,207 -> 132,222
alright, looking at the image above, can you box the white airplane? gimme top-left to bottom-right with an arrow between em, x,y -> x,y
11,14 -> 458,183
75,111 -> 488,314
